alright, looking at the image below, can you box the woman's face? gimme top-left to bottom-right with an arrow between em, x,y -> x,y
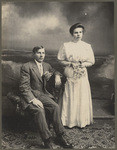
72,27 -> 83,41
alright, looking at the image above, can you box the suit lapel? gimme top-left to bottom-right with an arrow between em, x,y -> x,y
31,60 -> 43,82
42,62 -> 47,74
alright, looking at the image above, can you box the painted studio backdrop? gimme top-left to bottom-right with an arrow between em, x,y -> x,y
2,2 -> 114,116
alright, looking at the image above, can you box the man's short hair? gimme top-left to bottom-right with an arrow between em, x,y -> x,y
32,46 -> 44,53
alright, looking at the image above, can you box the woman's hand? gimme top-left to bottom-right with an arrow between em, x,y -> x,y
79,63 -> 85,68
71,62 -> 81,68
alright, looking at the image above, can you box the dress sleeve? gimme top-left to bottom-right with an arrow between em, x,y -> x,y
87,44 -> 95,65
57,44 -> 66,61
82,44 -> 95,67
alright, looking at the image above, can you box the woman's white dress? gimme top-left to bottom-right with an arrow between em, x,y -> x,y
57,41 -> 95,128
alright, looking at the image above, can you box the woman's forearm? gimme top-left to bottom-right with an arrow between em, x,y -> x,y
82,61 -> 93,67
58,60 -> 71,66
58,60 -> 93,68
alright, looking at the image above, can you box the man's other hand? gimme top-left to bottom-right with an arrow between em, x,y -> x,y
44,71 -> 53,81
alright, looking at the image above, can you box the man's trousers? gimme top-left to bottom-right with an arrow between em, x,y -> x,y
26,94 -> 64,140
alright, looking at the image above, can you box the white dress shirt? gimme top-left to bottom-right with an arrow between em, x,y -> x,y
35,60 -> 43,76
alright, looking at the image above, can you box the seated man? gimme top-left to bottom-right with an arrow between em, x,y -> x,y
19,46 -> 72,149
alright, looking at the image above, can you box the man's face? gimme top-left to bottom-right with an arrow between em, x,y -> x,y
34,48 -> 45,62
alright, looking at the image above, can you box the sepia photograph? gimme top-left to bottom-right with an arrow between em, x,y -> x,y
1,0 -> 115,149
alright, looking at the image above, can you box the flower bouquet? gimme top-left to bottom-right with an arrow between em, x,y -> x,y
64,55 -> 86,79
73,64 -> 86,79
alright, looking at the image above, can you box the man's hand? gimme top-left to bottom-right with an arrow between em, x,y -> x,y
32,98 -> 44,109
44,71 -> 53,81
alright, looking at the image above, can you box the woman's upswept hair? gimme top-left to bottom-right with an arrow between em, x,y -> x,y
69,23 -> 85,35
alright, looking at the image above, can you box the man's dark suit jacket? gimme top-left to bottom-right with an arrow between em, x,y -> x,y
19,60 -> 58,110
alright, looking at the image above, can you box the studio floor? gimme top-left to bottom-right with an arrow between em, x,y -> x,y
2,119 -> 115,149
2,99 -> 115,149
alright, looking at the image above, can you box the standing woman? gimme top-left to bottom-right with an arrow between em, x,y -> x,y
57,23 -> 95,128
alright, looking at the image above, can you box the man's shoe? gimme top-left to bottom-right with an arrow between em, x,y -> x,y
57,134 -> 73,148
44,138 -> 54,149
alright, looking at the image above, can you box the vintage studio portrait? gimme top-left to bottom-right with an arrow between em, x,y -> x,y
1,1 -> 115,149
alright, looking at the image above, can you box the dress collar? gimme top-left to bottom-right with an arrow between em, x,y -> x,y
71,40 -> 82,44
